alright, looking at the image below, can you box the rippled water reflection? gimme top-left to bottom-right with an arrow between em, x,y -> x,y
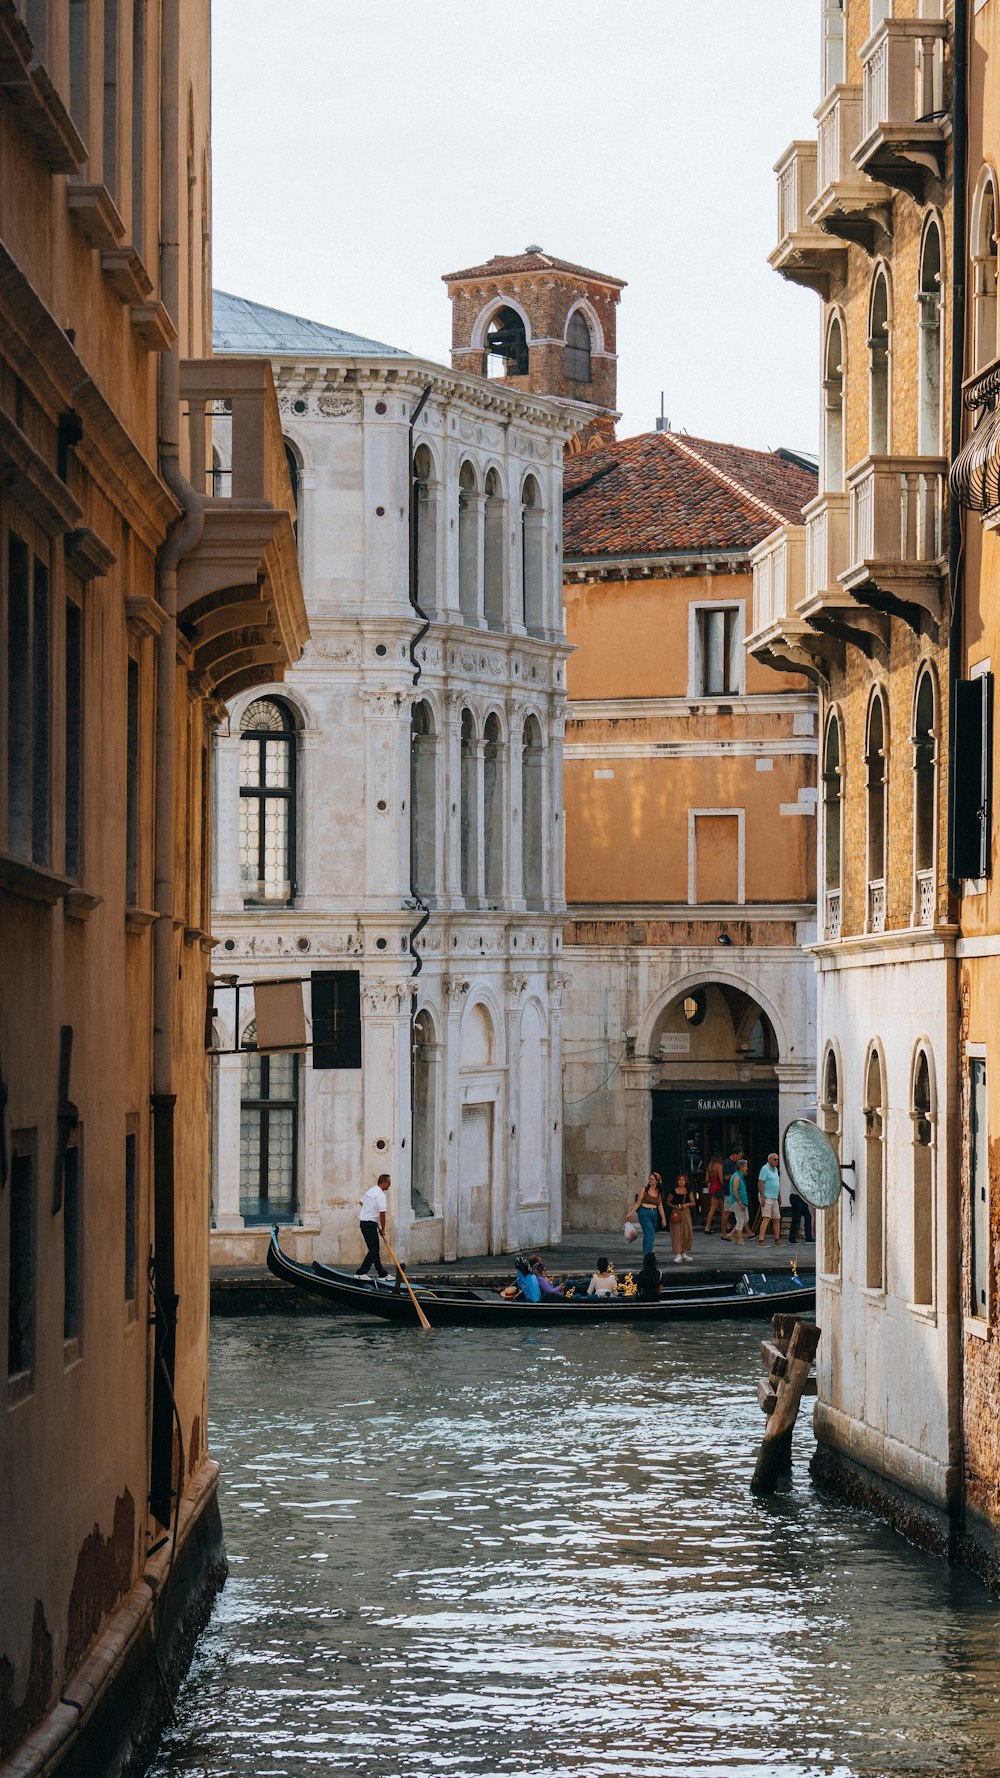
150,1315 -> 1000,1777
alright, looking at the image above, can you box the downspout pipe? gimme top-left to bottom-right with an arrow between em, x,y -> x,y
407,383 -> 434,981
947,0 -> 968,898
149,0 -> 206,1528
945,0 -> 968,1551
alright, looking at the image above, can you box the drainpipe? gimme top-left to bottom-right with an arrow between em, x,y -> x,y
947,0 -> 968,897
407,382 -> 434,981
945,0 -> 968,1552
149,0 -> 206,1527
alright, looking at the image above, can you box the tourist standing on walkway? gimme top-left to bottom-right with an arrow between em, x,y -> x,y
704,1152 -> 725,1234
730,1157 -> 750,1245
668,1174 -> 695,1264
628,1173 -> 667,1254
721,1148 -> 742,1239
757,1154 -> 782,1247
355,1173 -> 390,1277
788,1186 -> 814,1244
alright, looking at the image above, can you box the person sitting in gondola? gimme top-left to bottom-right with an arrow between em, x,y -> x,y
531,1258 -> 564,1297
512,1258 -> 541,1302
587,1258 -> 618,1297
635,1252 -> 661,1300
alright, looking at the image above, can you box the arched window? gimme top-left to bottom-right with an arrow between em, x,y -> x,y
483,713 -> 504,904
913,667 -> 936,926
564,308 -> 592,383
912,1048 -> 934,1306
239,697 -> 296,905
972,170 -> 999,373
458,461 -> 481,624
410,700 -> 437,900
485,305 -> 529,378
823,712 -> 843,938
484,469 -> 504,630
917,223 -> 943,456
521,475 -> 544,634
820,1047 -> 842,1277
869,270 -> 891,455
864,1046 -> 885,1290
413,443 -> 438,615
239,1020 -> 298,1225
823,314 -> 845,493
866,691 -> 888,933
521,713 -> 544,908
411,1009 -> 439,1219
460,708 -> 478,904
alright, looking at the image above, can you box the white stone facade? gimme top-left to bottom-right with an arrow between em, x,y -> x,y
208,317 -> 574,1267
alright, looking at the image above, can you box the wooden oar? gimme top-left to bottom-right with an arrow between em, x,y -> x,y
379,1232 -> 432,1331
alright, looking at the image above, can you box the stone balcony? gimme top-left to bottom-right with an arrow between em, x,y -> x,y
769,141 -> 847,299
797,489 -> 881,654
854,17 -> 950,201
177,357 -> 309,703
839,454 -> 948,628
746,524 -> 842,682
809,84 -> 892,253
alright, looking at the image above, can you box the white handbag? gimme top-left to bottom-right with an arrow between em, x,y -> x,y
623,1219 -> 639,1243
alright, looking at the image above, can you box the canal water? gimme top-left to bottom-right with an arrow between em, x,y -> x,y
151,1314 -> 1000,1778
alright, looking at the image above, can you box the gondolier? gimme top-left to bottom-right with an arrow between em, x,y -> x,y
356,1173 -> 391,1278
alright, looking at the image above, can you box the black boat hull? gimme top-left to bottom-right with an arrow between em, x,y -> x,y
266,1230 -> 815,1325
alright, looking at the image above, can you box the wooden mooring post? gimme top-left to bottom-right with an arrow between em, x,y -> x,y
750,1313 -> 821,1496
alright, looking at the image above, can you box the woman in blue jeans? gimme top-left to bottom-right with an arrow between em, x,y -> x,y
628,1173 -> 667,1254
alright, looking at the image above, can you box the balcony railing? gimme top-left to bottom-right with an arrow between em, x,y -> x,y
751,525 -> 805,635
841,455 -> 948,624
811,86 -> 891,250
826,887 -> 842,942
856,18 -> 949,199
770,142 -> 847,298
174,357 -> 308,700
915,868 -> 935,929
805,491 -> 850,603
868,879 -> 886,935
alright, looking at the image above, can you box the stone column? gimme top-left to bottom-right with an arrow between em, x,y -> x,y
503,974 -> 528,1250
622,1061 -> 657,1213
442,975 -> 468,1259
506,699 -> 525,912
213,1049 -> 244,1231
777,1061 -> 817,1158
360,688 -> 406,905
547,973 -> 571,1245
361,977 -> 410,1257
214,733 -> 243,914
548,704 -> 566,909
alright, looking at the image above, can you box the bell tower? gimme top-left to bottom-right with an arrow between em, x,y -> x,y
443,247 -> 626,450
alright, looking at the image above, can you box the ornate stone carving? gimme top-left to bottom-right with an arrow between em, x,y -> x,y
359,688 -> 401,718
459,416 -> 503,448
317,393 -> 361,419
505,975 -> 529,1005
444,976 -> 470,1005
361,979 -> 407,1016
310,636 -> 362,664
215,928 -> 367,960
417,642 -> 443,670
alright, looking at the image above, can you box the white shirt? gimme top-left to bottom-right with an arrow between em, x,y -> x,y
359,1185 -> 387,1222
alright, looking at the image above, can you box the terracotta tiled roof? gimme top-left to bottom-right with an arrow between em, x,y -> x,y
562,431 -> 817,561
443,250 -> 626,288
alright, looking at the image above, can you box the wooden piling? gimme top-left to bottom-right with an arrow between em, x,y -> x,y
750,1315 -> 821,1496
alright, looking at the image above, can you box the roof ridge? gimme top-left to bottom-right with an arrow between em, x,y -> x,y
664,434 -> 789,530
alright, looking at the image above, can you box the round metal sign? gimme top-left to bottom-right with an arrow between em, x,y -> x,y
782,1119 -> 843,1209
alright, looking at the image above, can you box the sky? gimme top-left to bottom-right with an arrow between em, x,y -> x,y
211,1 -> 821,454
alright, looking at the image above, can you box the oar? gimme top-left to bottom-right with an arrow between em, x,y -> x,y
379,1232 -> 432,1331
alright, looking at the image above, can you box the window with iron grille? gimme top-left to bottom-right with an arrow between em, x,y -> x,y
239,1021 -> 298,1224
239,698 -> 296,904
6,531 -> 51,865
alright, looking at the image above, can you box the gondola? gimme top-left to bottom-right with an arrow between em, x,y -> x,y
267,1229 -> 815,1325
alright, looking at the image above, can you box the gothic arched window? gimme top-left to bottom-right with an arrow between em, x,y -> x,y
410,699 -> 437,900
917,222 -> 943,456
913,667 -> 937,926
824,314 -> 845,493
521,713 -> 544,908
869,269 -> 891,456
972,169 -> 999,373
823,711 -> 843,938
866,690 -> 888,932
865,1046 -> 885,1291
565,309 -> 592,383
239,1019 -> 298,1225
912,1048 -> 934,1306
239,697 -> 296,905
820,1047 -> 842,1277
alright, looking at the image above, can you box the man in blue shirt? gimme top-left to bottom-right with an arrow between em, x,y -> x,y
757,1153 -> 782,1247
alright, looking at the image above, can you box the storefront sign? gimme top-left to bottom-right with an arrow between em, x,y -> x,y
681,1093 -> 779,1117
